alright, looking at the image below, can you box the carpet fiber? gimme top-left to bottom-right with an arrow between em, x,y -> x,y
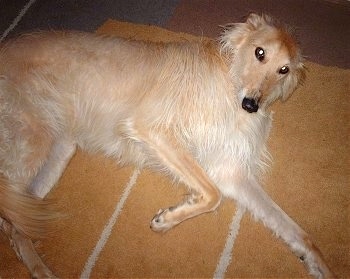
0,20 -> 349,278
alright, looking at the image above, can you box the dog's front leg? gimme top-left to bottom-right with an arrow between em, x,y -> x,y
147,137 -> 222,232
127,125 -> 221,232
228,177 -> 334,278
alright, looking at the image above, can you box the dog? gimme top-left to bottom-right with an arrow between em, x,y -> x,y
0,14 -> 333,278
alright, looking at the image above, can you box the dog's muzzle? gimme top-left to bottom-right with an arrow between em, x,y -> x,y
242,97 -> 259,113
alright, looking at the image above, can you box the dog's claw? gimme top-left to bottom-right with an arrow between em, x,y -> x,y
150,208 -> 174,232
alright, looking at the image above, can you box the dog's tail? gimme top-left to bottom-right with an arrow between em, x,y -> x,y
0,174 -> 60,238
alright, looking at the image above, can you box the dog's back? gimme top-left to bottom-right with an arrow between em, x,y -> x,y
0,32 -> 240,165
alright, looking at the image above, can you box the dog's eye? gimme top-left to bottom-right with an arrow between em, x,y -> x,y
255,47 -> 265,62
279,66 -> 289,75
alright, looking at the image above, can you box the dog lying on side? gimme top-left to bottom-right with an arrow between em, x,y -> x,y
0,14 -> 333,278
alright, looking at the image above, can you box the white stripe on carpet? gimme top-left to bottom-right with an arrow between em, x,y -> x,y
213,205 -> 246,279
0,0 -> 37,42
80,168 -> 140,279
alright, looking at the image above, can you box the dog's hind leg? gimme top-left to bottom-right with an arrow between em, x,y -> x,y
228,177 -> 334,278
126,126 -> 221,232
2,138 -> 75,278
9,137 -> 76,277
0,218 -> 57,278
28,137 -> 77,198
0,176 -> 58,278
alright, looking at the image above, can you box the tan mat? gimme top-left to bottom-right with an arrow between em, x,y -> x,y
0,20 -> 349,278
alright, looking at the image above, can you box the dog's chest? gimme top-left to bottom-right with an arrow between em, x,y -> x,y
187,111 -> 273,177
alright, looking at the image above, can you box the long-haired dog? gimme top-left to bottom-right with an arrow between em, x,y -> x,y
0,14 -> 333,278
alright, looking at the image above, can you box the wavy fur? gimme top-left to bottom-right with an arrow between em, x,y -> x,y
0,14 -> 332,278
0,175 -> 58,238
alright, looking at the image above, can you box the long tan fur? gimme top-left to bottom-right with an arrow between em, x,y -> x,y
0,14 -> 333,278
0,175 -> 58,238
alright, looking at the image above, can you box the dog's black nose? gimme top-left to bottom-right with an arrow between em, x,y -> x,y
242,97 -> 259,113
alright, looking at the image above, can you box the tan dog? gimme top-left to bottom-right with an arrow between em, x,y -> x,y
0,14 -> 333,278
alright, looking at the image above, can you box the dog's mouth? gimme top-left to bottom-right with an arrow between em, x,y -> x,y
242,97 -> 259,113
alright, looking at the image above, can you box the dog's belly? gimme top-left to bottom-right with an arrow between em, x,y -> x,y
73,115 -> 145,167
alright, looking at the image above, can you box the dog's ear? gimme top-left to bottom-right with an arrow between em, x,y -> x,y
280,60 -> 306,102
219,13 -> 274,54
219,20 -> 251,54
245,13 -> 273,31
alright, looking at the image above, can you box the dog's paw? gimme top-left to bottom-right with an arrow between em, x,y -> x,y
297,250 -> 334,279
150,208 -> 177,233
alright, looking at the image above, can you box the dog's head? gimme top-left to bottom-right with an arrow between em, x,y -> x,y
220,13 -> 305,113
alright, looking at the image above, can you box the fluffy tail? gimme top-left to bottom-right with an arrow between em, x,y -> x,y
0,175 -> 60,238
